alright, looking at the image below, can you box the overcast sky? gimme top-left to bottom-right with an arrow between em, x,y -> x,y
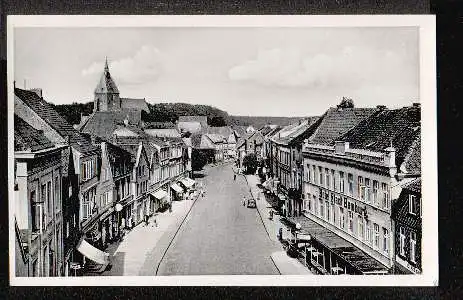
14,27 -> 419,117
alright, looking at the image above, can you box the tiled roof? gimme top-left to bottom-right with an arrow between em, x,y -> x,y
178,121 -> 202,134
272,117 -> 320,145
232,126 -> 248,137
403,132 -> 421,174
14,115 -> 54,152
392,178 -> 421,229
190,134 -> 203,148
309,107 -> 378,145
144,128 -> 181,138
144,121 -> 176,129
205,133 -> 226,144
120,98 -> 149,112
15,88 -> 97,153
94,65 -> 119,94
403,178 -> 421,194
182,137 -> 192,147
80,110 -> 142,140
338,106 -> 421,170
105,140 -> 134,165
178,115 -> 208,127
206,126 -> 233,137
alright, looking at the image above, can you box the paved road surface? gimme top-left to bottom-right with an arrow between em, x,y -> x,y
157,163 -> 280,275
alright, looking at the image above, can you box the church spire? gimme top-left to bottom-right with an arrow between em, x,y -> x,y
104,56 -> 109,72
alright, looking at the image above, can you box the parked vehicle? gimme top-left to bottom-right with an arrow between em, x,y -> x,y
247,198 -> 256,208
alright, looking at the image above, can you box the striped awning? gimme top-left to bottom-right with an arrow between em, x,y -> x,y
180,177 -> 196,189
171,183 -> 183,194
151,190 -> 167,200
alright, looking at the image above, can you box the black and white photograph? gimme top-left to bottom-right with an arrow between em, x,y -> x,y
8,15 -> 437,286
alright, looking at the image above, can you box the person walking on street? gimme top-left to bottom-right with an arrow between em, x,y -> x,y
144,214 -> 149,226
242,196 -> 246,206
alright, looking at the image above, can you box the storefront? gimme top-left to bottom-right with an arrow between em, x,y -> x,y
286,216 -> 389,275
150,189 -> 168,212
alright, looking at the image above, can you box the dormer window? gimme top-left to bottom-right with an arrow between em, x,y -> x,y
409,194 -> 418,215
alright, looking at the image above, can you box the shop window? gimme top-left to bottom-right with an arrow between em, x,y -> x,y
400,227 -> 406,256
374,223 -> 380,249
383,227 -> 389,254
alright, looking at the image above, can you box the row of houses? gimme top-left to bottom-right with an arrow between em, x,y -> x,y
253,101 -> 422,275
14,60 -> 195,277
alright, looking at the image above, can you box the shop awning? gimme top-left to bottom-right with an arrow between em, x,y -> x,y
171,183 -> 183,194
180,177 -> 196,189
76,238 -> 109,265
151,190 -> 167,200
287,216 -> 388,274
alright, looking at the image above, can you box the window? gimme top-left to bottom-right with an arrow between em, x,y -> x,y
69,185 -> 72,197
339,172 -> 345,193
32,259 -> 38,277
364,178 -> 371,203
348,173 -> 353,195
325,200 -> 330,221
409,194 -> 418,215
410,231 -> 417,263
366,220 -> 372,245
358,217 -> 365,240
383,227 -> 389,254
325,168 -> 330,189
307,164 -> 312,183
339,207 -> 345,230
81,159 -> 95,181
319,167 -> 323,186
30,191 -> 39,231
358,176 -> 364,200
332,170 -> 336,191
374,223 -> 380,249
348,211 -> 354,234
47,181 -> 52,217
41,184 -> 47,225
82,193 -> 91,220
54,176 -> 60,211
382,183 -> 390,209
399,227 -> 406,256
319,198 -> 324,219
66,221 -> 70,238
312,166 -> 316,184
372,180 -> 379,205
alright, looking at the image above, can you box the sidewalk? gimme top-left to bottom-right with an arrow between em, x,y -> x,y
100,197 -> 198,276
245,175 -> 291,242
271,251 -> 314,275
245,174 -> 313,275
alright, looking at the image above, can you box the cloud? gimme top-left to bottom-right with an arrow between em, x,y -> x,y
82,45 -> 164,86
228,46 -> 408,90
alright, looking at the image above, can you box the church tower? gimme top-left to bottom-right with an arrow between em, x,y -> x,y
94,57 -> 121,112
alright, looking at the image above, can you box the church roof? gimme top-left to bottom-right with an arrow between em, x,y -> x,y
79,110 -> 142,140
94,59 -> 119,94
121,97 -> 149,112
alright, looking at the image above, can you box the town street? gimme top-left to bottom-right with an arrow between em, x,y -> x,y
157,163 -> 280,275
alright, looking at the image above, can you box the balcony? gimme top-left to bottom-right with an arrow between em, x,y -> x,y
302,141 -> 395,168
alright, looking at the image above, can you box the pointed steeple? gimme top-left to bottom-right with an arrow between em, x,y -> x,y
104,56 -> 109,72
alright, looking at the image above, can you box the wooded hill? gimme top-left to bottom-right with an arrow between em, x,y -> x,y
52,101 -> 302,129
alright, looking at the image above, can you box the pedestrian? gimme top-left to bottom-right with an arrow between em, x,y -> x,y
144,214 -> 149,226
169,204 -> 172,213
233,173 -> 236,181
154,217 -> 158,227
242,196 -> 246,206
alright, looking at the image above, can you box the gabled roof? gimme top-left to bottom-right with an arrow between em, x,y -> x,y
14,115 -> 54,152
309,107 -> 378,145
178,121 -> 202,134
15,88 -> 97,153
178,116 -> 208,128
190,134 -> 203,148
144,121 -> 176,129
105,140 -> 134,166
272,117 -> 320,145
232,126 -> 248,137
204,133 -> 226,144
79,110 -> 142,140
206,126 -> 233,137
200,135 -> 216,149
403,177 -> 421,194
338,106 -> 421,171
144,128 -> 181,138
94,60 -> 119,94
120,97 -> 149,112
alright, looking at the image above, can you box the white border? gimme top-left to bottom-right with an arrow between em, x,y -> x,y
8,15 -> 437,286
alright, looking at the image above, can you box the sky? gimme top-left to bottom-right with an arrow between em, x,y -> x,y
14,27 -> 419,117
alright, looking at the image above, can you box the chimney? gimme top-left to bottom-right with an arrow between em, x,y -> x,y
384,146 -> 396,167
376,105 -> 386,110
30,88 -> 42,98
413,103 -> 421,108
335,141 -> 349,154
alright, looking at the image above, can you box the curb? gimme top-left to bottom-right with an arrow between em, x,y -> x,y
154,191 -> 201,275
243,175 -> 274,242
269,254 -> 282,275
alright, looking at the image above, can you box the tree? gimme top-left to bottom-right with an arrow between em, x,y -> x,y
337,97 -> 354,109
242,153 -> 258,175
208,116 -> 227,127
191,148 -> 208,172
